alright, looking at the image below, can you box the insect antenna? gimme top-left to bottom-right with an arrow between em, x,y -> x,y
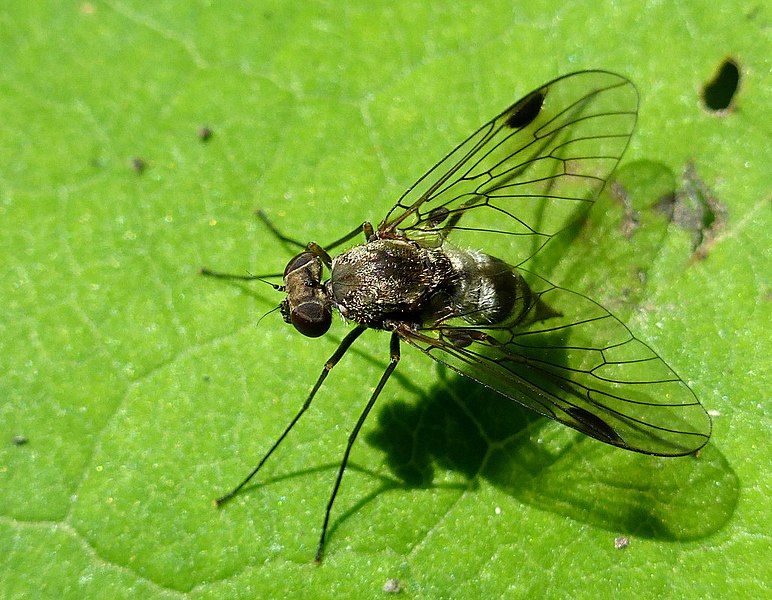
255,304 -> 283,328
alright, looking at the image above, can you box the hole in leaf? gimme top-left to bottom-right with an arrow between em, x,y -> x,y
702,58 -> 740,112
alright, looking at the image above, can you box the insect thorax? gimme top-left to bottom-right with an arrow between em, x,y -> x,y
327,238 -> 538,329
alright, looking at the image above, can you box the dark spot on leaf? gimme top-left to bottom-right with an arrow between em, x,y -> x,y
505,90 -> 545,129
131,157 -> 147,174
565,406 -> 623,444
12,435 -> 28,446
745,5 -> 761,20
198,126 -> 213,142
702,58 -> 740,113
89,157 -> 106,169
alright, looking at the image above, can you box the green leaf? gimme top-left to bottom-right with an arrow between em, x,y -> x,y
1,1 -> 767,598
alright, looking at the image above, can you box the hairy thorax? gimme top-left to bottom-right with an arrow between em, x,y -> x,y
327,239 -> 454,327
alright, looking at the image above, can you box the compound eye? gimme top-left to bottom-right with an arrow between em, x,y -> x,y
291,301 -> 332,338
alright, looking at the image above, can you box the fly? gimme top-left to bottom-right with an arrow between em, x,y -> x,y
201,70 -> 712,562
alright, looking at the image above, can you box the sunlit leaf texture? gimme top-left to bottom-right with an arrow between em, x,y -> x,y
1,1 -> 767,598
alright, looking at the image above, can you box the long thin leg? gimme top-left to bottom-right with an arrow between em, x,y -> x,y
322,221 -> 375,253
257,208 -> 373,253
215,325 -> 367,506
204,215 -> 375,281
314,331 -> 401,563
256,209 -> 306,250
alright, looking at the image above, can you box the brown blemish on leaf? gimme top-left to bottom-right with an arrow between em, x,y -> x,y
131,157 -> 147,175
609,181 -> 640,239
198,125 -> 213,142
657,163 -> 728,260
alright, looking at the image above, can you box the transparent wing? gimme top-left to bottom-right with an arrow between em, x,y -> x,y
379,70 -> 638,263
398,270 -> 711,456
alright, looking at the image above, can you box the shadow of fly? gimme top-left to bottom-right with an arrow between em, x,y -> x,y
201,71 -> 712,562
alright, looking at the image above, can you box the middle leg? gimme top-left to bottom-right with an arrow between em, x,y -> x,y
314,331 -> 401,563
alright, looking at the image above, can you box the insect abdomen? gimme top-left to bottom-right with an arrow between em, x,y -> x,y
444,247 -> 535,326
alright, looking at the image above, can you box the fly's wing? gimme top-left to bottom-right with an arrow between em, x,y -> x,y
379,71 -> 638,263
399,270 -> 712,456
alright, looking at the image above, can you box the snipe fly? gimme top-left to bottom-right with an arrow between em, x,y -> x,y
202,71 -> 712,562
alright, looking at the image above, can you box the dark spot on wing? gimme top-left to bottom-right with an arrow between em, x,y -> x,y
505,90 -> 545,129
702,58 -> 740,112
565,406 -> 624,444
427,206 -> 450,226
441,329 -> 476,348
